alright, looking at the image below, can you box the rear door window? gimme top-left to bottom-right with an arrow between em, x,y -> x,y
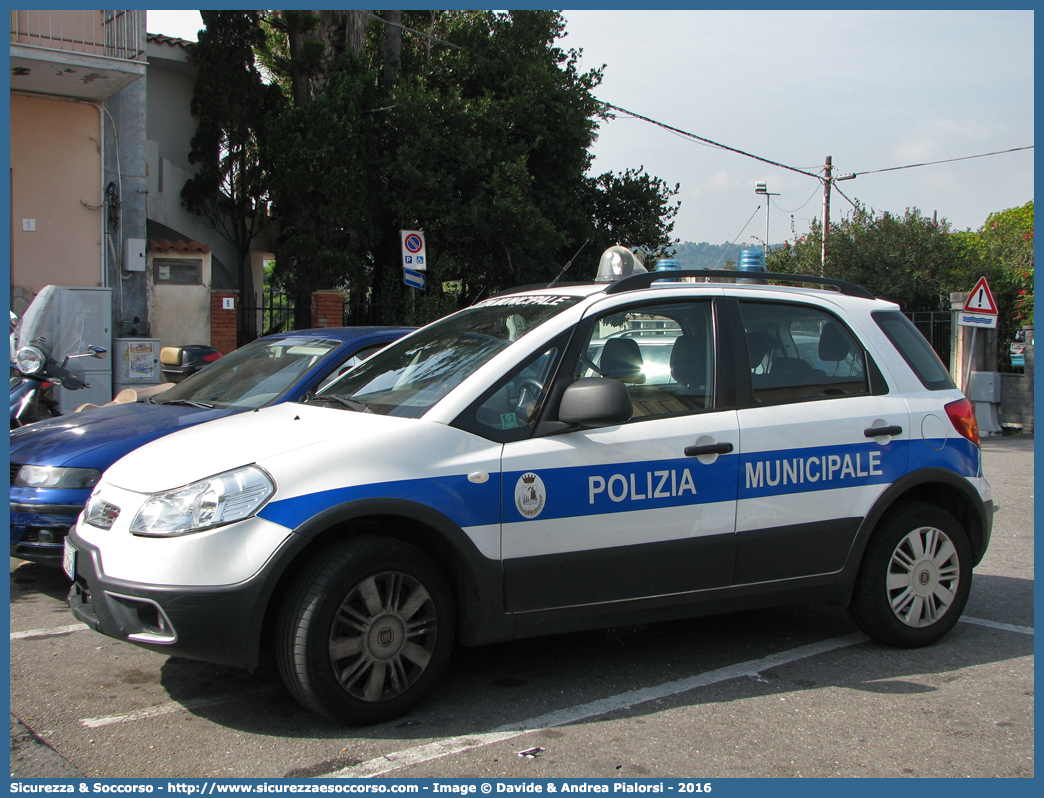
738,301 -> 869,404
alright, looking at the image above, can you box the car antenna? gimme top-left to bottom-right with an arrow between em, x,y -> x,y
712,206 -> 760,270
547,239 -> 589,288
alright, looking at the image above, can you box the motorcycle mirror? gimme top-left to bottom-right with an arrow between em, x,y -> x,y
88,346 -> 107,359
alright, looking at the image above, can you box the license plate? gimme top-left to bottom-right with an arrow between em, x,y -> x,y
63,541 -> 77,580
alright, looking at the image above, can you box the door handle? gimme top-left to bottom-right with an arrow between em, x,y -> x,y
864,425 -> 903,438
684,442 -> 734,457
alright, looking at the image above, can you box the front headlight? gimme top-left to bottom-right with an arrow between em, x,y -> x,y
129,465 -> 275,537
15,346 -> 46,375
14,465 -> 102,489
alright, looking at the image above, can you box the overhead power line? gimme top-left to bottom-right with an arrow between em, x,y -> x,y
773,184 -> 822,215
603,101 -> 1033,185
601,102 -> 820,180
833,184 -> 858,210
339,14 -> 1031,272
353,15 -> 1033,187
852,146 -> 1034,177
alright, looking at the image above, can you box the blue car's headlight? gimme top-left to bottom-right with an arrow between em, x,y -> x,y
129,465 -> 275,537
14,465 -> 102,489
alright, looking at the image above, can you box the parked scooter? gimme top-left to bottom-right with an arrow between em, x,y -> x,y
10,338 -> 107,427
159,344 -> 222,383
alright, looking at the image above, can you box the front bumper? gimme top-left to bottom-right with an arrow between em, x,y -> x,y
65,526 -> 295,670
10,498 -> 84,565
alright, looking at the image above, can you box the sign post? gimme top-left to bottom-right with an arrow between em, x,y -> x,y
957,277 -> 999,396
401,230 -> 427,291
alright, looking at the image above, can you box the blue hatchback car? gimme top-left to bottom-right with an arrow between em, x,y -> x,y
10,326 -> 411,566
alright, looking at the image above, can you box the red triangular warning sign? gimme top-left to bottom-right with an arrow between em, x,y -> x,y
963,277 -> 998,315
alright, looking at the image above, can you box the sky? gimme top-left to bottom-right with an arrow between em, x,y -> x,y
146,9 -> 1034,247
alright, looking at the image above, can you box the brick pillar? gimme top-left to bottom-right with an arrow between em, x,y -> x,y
311,290 -> 345,328
210,290 -> 239,354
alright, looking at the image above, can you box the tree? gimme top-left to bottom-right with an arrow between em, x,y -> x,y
197,10 -> 681,329
768,203 -> 960,311
264,49 -> 379,329
951,201 -> 1033,352
257,10 -> 377,329
182,11 -> 283,343
958,201 -> 1033,323
373,11 -> 679,314
769,199 -> 1034,371
588,167 -> 680,259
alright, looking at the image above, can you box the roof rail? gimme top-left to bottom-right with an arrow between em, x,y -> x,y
603,269 -> 875,300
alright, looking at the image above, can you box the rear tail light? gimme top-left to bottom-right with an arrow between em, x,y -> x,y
203,352 -> 222,363
945,398 -> 980,446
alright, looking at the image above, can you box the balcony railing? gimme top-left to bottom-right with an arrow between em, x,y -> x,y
10,9 -> 145,62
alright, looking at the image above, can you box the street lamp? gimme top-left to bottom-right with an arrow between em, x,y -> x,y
754,181 -> 779,257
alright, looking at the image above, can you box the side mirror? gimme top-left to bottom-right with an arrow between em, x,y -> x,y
558,377 -> 632,428
88,346 -> 107,359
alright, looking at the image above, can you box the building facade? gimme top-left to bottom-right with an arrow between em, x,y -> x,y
10,9 -> 147,329
10,10 -> 271,355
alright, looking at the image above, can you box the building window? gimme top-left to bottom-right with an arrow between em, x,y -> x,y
154,258 -> 203,286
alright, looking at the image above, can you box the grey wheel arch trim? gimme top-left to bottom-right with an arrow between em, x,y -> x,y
840,467 -> 992,602
281,497 -> 513,646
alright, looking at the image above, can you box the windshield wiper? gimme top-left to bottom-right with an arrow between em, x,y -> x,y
301,392 -> 372,413
160,398 -> 215,409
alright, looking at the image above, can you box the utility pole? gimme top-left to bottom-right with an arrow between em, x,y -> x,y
819,156 -> 855,277
820,155 -> 831,276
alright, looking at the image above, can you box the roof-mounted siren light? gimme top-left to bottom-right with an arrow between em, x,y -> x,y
737,248 -> 768,284
595,246 -> 648,283
653,258 -> 681,285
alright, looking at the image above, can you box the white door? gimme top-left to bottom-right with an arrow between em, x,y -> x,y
496,298 -> 741,613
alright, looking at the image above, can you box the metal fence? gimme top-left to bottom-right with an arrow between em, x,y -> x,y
344,296 -> 377,327
243,294 -> 295,339
904,310 -> 951,370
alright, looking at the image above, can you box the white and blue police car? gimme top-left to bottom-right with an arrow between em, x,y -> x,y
66,248 -> 992,725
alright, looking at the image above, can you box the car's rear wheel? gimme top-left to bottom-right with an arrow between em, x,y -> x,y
277,536 -> 455,725
849,501 -> 972,647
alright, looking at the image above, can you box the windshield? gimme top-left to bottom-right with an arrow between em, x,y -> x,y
159,336 -> 341,409
316,294 -> 582,418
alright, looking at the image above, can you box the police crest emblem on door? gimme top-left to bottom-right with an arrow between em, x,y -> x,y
514,473 -> 546,519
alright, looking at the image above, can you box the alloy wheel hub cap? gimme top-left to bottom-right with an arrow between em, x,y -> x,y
367,614 -> 406,660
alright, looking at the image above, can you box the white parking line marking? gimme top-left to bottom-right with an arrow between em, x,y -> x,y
83,701 -> 195,729
80,689 -> 273,729
10,622 -> 89,640
327,632 -> 869,779
960,616 -> 1034,635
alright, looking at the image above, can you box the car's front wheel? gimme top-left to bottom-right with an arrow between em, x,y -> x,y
277,536 -> 455,725
849,501 -> 972,647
